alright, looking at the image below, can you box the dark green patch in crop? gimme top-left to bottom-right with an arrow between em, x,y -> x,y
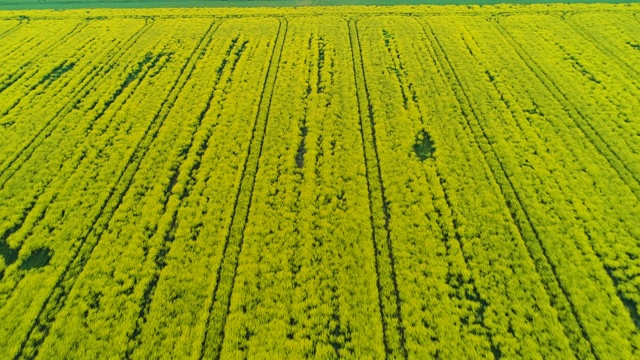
41,62 -> 76,84
0,224 -> 22,272
100,52 -> 163,112
0,242 -> 19,271
627,42 -> 640,51
414,129 -> 434,161
317,37 -> 326,93
604,265 -> 640,329
296,125 -> 308,168
19,247 -> 52,270
485,70 -> 496,82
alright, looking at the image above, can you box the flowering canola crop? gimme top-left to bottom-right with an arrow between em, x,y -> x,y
0,4 -> 639,359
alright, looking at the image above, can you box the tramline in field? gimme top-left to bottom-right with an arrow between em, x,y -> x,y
0,4 -> 639,359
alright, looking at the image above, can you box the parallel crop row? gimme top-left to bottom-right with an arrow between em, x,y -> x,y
219,16 -> 385,359
0,19 -> 20,39
0,18 -> 151,285
358,15 -> 575,359
496,14 -> 640,194
19,18 -> 224,360
564,12 -> 640,86
0,6 -> 639,359
0,19 -> 150,182
0,18 -> 213,359
494,13 -> 640,336
0,19 -> 82,93
350,17 -> 407,359
125,18 -> 281,360
0,20 -> 88,155
200,17 -> 286,360
426,14 -> 640,358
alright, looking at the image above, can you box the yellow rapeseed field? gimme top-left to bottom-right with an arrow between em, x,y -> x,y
1,4 -> 639,358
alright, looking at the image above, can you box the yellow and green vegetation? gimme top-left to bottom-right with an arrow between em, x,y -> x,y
1,3 -> 640,358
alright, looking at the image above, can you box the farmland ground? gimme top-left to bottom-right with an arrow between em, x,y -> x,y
1,4 -> 640,359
